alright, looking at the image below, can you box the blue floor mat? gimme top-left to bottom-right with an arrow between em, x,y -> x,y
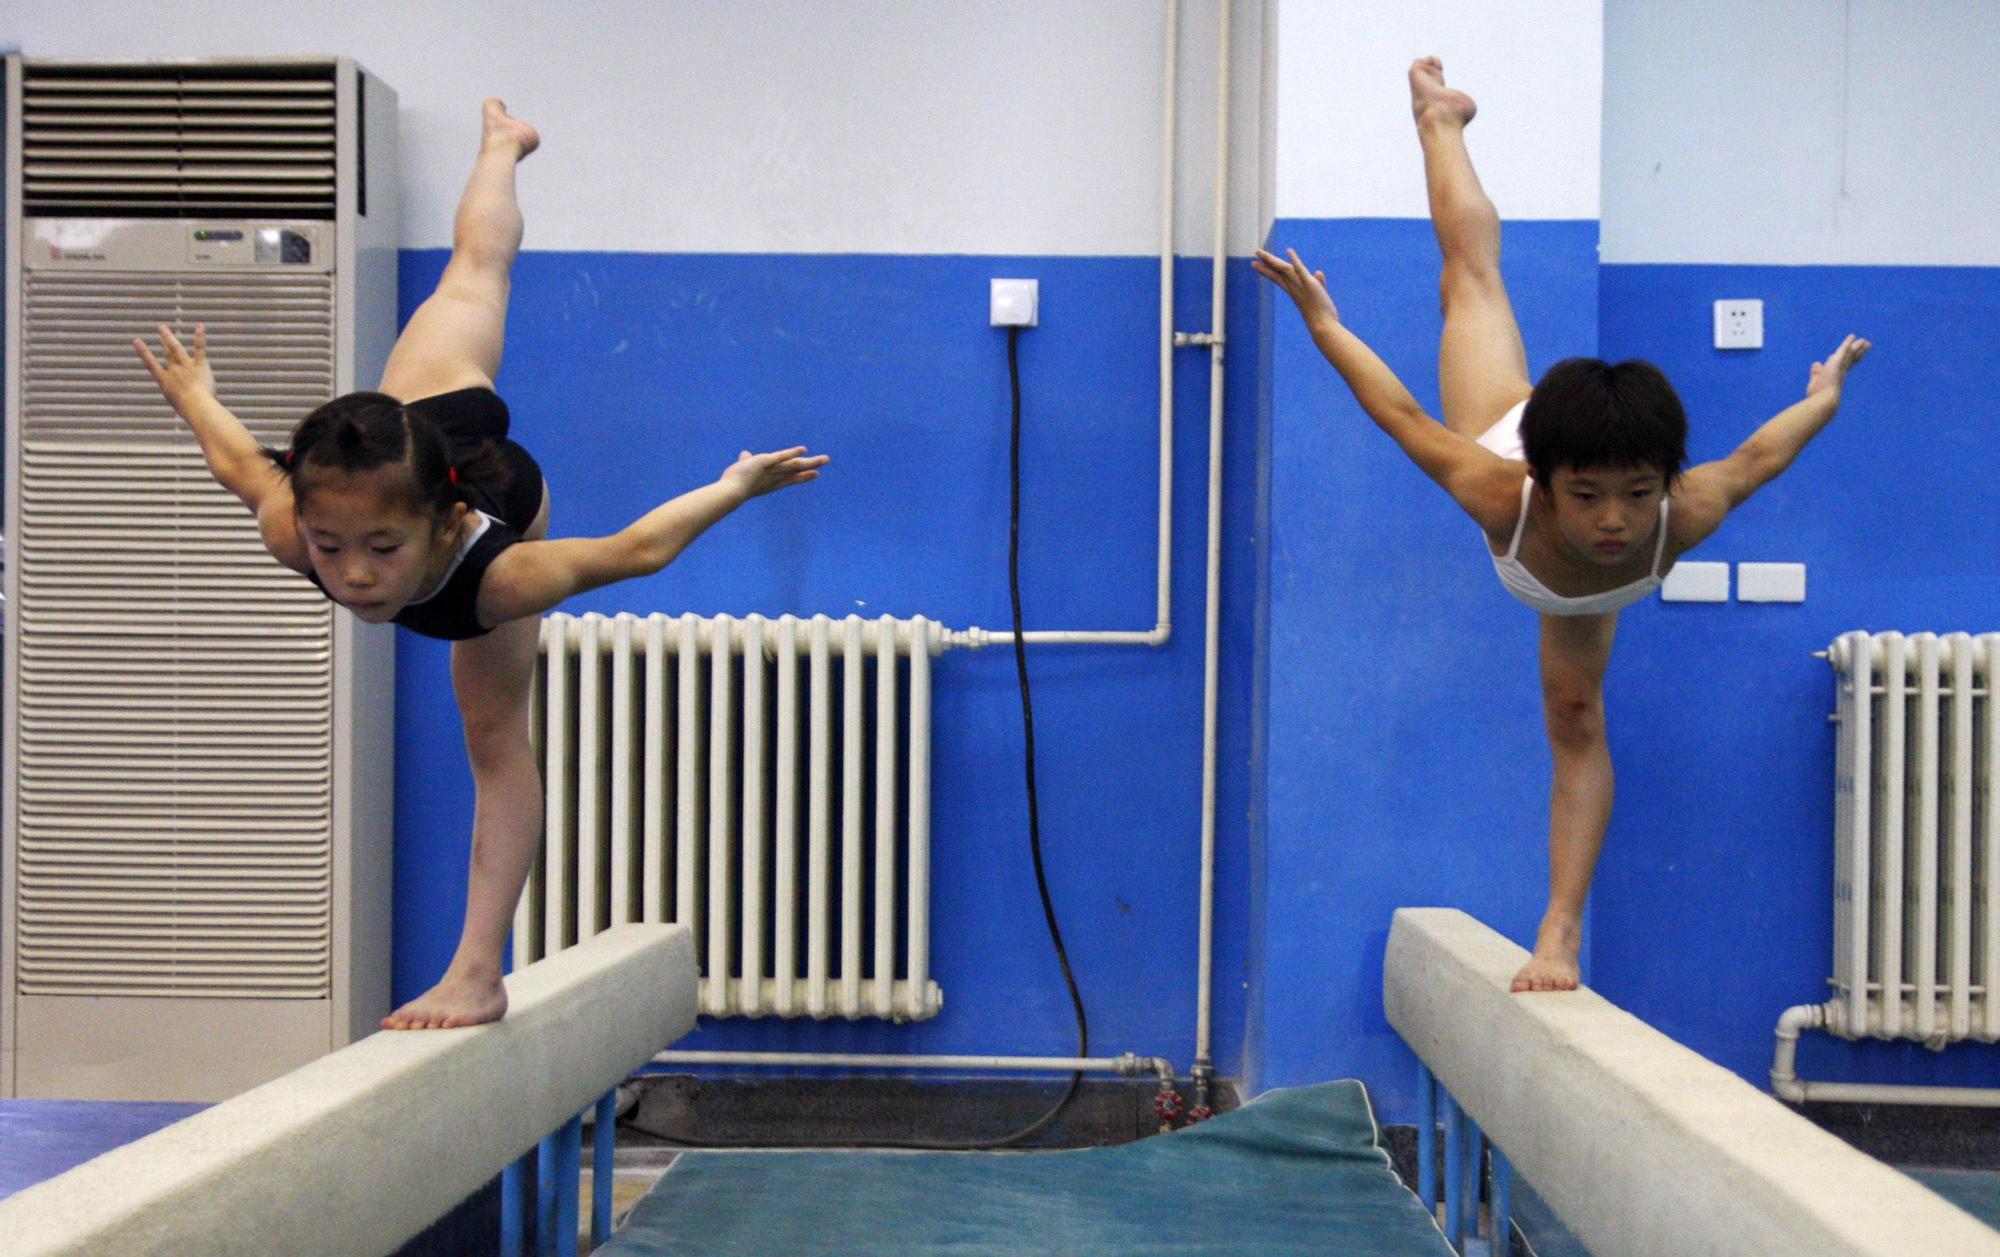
602,1080 -> 1453,1256
0,1100 -> 208,1202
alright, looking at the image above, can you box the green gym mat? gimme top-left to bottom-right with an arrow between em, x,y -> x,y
600,1080 -> 1454,1256
1908,1168 -> 2000,1234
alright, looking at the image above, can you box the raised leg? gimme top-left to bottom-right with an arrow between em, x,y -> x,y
1410,57 -> 1533,439
1518,610 -> 1618,993
380,98 -> 540,404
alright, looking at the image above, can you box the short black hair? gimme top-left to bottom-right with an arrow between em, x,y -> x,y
1520,358 -> 1687,485
268,391 -> 508,518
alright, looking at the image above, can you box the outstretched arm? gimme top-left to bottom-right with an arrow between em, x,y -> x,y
1673,334 -> 1871,546
134,324 -> 308,572
1253,248 -> 1521,535
477,446 -> 829,624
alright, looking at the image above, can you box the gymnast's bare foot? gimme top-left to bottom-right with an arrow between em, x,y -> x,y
382,961 -> 508,1030
1409,56 -> 1477,128
1512,915 -> 1581,993
482,97 -> 540,159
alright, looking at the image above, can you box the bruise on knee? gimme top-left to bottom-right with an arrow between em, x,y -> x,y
1542,686 -> 1604,748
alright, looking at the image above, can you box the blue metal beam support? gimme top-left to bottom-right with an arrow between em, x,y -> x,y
554,1111 -> 584,1257
1417,1061 -> 1437,1215
1442,1091 -> 1464,1249
591,1090 -> 617,1248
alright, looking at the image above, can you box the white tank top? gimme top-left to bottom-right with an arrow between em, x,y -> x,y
1489,478 -> 1671,616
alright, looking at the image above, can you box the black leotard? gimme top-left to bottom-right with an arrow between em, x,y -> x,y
304,387 -> 545,641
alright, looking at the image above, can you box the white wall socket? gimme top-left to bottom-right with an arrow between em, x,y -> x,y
1713,298 -> 1763,350
991,278 -> 1038,327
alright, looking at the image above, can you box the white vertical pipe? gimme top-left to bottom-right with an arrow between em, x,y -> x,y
576,615 -> 605,940
1948,633 -> 1974,1041
1153,0 -> 1179,639
543,615 -> 574,957
905,618 -> 933,1021
1914,634 -> 1940,1043
1194,0 -> 1231,1074
675,614 -> 705,994
740,616 -> 768,1016
873,614 -> 899,1020
1879,632 -> 1907,1039
609,613 -> 636,928
1983,635 -> 2000,1041
707,615 -> 738,1016
774,615 -> 800,1018
808,615 -> 832,1017
642,613 -> 668,924
841,615 -> 865,1019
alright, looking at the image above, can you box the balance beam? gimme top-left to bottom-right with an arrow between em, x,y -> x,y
1385,908 -> 2000,1257
0,924 -> 696,1257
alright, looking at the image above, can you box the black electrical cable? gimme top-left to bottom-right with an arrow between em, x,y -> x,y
623,323 -> 1090,1153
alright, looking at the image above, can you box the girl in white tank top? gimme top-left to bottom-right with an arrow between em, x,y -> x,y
1254,60 -> 1870,1000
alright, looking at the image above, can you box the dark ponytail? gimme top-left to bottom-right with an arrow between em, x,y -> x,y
267,392 -> 511,517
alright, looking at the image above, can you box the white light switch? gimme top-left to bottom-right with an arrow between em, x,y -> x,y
990,278 -> 1038,327
1661,561 -> 1729,603
1737,562 -> 1806,603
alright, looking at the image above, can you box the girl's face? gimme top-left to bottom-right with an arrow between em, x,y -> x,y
1543,464 -> 1667,567
296,470 -> 462,622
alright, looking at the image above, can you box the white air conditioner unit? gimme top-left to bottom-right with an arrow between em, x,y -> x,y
2,56 -> 399,1100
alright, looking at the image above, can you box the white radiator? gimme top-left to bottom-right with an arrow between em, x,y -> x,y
1827,630 -> 2000,1046
519,612 -> 945,1023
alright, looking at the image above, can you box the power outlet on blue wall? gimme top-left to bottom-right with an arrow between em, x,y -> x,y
1712,298 -> 1763,350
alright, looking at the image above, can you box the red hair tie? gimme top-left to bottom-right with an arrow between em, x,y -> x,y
282,449 -> 295,468
447,466 -> 459,485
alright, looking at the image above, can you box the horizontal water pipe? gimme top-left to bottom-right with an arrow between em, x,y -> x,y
1772,1002 -> 2000,1107
652,1050 -> 1175,1085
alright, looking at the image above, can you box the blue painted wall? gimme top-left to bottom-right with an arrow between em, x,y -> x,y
384,240 -> 1999,1115
1252,217 -> 1601,1110
390,250 -> 1262,1074
1596,263 -> 2000,1089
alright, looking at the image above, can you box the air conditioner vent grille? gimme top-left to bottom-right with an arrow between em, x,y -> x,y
22,63 -> 337,218
15,267 -> 338,998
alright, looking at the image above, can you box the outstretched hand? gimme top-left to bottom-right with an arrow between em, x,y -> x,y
1252,248 -> 1341,329
133,323 -> 216,413
1806,334 -> 1871,399
721,446 -> 829,501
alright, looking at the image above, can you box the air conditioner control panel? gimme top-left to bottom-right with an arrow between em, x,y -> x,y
24,219 -> 333,273
188,226 -> 317,267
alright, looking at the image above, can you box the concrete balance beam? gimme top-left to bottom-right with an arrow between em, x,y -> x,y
1,923 -> 697,1257
1385,908 -> 2000,1257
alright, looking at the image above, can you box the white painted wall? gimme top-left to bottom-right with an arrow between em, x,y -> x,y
1603,0 -> 2000,265
1273,1 -> 1603,222
7,1 -> 1269,257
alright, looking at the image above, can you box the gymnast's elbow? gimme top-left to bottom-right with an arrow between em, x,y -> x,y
613,527 -> 682,579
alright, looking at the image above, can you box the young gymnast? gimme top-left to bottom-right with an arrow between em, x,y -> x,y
1256,58 -> 1869,992
136,99 -> 827,1029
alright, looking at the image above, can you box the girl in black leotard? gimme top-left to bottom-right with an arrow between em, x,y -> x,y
137,98 -> 826,1031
